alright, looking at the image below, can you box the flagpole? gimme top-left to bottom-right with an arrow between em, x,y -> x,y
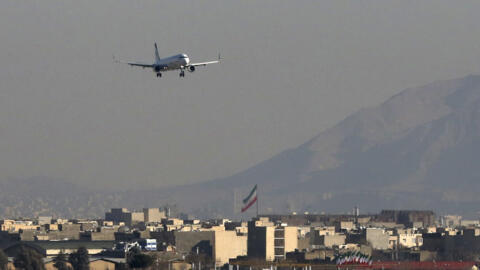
256,185 -> 259,218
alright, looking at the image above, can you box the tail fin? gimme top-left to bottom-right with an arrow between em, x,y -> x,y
154,43 -> 161,62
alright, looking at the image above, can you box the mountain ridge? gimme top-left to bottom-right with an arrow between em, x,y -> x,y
167,74 -> 480,217
1,74 -> 480,218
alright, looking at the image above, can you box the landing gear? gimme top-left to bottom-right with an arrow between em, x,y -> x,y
179,70 -> 185,77
156,73 -> 162,78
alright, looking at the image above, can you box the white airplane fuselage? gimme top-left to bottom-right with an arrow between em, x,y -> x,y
153,54 -> 190,73
120,43 -> 219,77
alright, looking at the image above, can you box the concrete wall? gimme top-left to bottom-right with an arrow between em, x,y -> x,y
175,231 -> 215,256
214,230 -> 247,266
366,228 -> 390,250
284,226 -> 298,253
89,260 -> 116,270
319,235 -> 346,248
311,228 -> 344,247
44,262 -> 73,270
47,231 -> 80,241
297,237 -> 309,251
175,230 -> 246,266
91,231 -> 115,241
131,212 -> 144,224
19,230 -> 36,241
59,224 -> 81,232
265,226 -> 275,261
143,208 -> 166,223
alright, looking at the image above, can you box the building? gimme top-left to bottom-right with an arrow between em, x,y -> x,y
312,226 -> 336,236
247,219 -> 298,261
422,228 -> 480,260
1,220 -> 39,232
143,208 -> 166,223
335,221 -> 355,232
310,230 -> 346,248
175,228 -> 247,266
398,233 -> 423,248
3,241 -> 116,257
80,230 -> 115,241
214,230 -> 247,266
366,228 -> 391,250
37,216 -> 52,226
377,210 -> 435,227
460,219 -> 480,227
442,215 -> 462,227
105,208 -> 144,226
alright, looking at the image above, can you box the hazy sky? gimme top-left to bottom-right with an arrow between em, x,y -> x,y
1,0 -> 480,189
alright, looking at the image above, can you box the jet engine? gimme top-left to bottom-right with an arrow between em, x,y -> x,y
189,66 -> 195,72
154,65 -> 161,72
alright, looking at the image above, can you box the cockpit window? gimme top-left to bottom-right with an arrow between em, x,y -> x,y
181,54 -> 188,58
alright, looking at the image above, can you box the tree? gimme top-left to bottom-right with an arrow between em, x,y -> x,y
13,246 -> 45,270
0,249 -> 8,270
127,247 -> 153,269
53,251 -> 70,270
68,247 -> 89,270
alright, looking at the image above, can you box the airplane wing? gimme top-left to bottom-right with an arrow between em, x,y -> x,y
188,60 -> 219,67
113,56 -> 153,68
126,62 -> 154,68
188,54 -> 221,67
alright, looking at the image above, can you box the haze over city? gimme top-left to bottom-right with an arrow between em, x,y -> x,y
2,0 -> 480,191
5,1 -> 480,269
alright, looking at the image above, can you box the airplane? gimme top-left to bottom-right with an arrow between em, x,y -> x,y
114,43 -> 220,78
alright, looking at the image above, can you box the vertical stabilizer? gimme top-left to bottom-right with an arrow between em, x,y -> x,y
154,43 -> 160,62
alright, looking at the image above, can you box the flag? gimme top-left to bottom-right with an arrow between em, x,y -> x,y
335,252 -> 371,266
241,185 -> 258,212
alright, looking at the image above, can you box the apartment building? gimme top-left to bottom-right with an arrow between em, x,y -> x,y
175,227 -> 247,266
143,208 -> 166,223
247,219 -> 298,261
104,208 -> 144,226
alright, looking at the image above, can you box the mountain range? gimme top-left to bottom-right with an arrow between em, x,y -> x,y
2,74 -> 480,219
